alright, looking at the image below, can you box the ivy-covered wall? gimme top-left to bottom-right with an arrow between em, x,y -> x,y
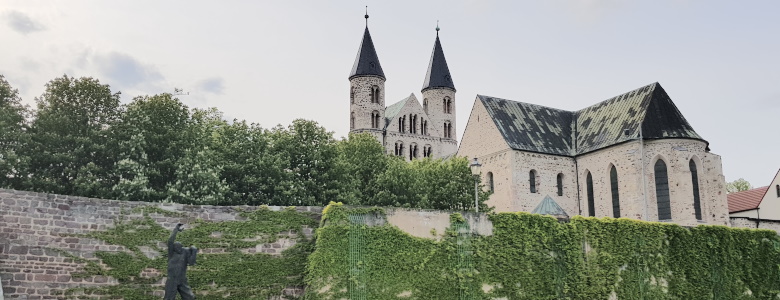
307,203 -> 780,300
0,189 -> 321,300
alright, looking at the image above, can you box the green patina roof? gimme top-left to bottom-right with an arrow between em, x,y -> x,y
531,195 -> 569,218
479,82 -> 705,156
384,94 -> 412,128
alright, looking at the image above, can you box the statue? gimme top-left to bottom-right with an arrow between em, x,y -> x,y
164,223 -> 198,300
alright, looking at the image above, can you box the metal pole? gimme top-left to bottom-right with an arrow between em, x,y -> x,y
474,177 -> 479,213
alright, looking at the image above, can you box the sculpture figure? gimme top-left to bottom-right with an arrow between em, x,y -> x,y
164,223 -> 198,300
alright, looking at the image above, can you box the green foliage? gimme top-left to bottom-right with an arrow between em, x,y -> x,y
68,206 -> 317,299
308,205 -> 780,300
0,75 -> 30,189
726,178 -> 753,194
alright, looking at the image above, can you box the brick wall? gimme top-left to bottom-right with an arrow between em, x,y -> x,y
0,189 -> 322,299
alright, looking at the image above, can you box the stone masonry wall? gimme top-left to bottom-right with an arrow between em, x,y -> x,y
0,189 -> 322,299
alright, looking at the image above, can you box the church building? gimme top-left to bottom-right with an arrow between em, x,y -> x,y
458,84 -> 731,226
348,17 -> 458,160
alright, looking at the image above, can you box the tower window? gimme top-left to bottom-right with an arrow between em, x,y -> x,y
443,121 -> 452,138
556,173 -> 563,196
610,165 -> 620,218
587,172 -> 595,217
487,172 -> 494,193
370,86 -> 380,103
423,98 -> 428,113
529,170 -> 538,193
443,97 -> 452,114
371,111 -> 380,128
350,86 -> 355,104
350,112 -> 355,129
690,159 -> 702,220
655,159 -> 671,220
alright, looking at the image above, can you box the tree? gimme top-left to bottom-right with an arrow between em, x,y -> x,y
25,75 -> 121,197
726,178 -> 752,194
0,75 -> 30,189
112,94 -> 191,201
336,133 -> 388,204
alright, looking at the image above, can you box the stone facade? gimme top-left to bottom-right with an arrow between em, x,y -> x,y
459,95 -> 730,226
0,189 -> 321,299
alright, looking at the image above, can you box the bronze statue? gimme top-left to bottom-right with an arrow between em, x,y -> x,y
164,223 -> 198,300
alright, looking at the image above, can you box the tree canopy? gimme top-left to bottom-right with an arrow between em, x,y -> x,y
0,75 -> 489,211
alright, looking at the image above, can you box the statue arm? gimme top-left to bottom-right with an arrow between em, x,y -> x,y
169,223 -> 182,247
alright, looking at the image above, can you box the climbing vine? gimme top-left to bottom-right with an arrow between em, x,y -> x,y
63,205 -> 318,299
307,204 -> 780,300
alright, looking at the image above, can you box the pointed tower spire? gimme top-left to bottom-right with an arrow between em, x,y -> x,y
422,25 -> 455,92
349,9 -> 385,80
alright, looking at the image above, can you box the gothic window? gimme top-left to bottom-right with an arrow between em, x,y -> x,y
529,170 -> 538,193
556,173 -> 564,196
423,98 -> 429,113
610,166 -> 620,218
690,159 -> 702,220
350,86 -> 355,104
350,112 -> 355,129
371,86 -> 380,103
394,141 -> 404,156
587,172 -> 595,217
655,159 -> 671,220
487,172 -> 494,193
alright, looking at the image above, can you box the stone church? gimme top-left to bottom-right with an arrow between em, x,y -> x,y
348,22 -> 458,160
458,84 -> 731,226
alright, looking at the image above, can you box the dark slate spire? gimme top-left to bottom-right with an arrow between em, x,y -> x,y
422,28 -> 455,92
349,21 -> 385,80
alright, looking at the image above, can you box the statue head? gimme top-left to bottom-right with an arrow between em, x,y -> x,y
173,241 -> 184,253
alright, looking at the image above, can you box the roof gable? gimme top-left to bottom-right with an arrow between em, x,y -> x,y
479,82 -> 706,156
384,94 -> 435,133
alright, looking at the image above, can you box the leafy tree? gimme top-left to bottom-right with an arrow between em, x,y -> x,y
25,75 -> 121,197
336,133 -> 389,204
112,93 -> 191,201
0,75 -> 30,189
270,119 -> 345,206
726,178 -> 752,194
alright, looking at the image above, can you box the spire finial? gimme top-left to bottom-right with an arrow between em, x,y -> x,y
365,6 -> 369,26
436,20 -> 440,36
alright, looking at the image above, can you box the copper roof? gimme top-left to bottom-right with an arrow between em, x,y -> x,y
727,186 -> 768,213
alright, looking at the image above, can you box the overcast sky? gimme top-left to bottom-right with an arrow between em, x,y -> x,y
1,1 -> 778,186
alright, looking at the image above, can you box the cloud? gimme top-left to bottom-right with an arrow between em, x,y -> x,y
4,11 -> 46,35
198,77 -> 225,95
94,52 -> 163,88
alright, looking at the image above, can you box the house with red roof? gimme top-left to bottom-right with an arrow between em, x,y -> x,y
729,169 -> 780,232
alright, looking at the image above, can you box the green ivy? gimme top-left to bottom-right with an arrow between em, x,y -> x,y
307,205 -> 780,300
65,206 -> 317,299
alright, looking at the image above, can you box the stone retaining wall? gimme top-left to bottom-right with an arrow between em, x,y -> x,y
0,189 -> 322,299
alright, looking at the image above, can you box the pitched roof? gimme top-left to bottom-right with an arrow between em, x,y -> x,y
421,35 -> 455,92
384,95 -> 412,128
478,82 -> 706,156
728,186 -> 768,213
531,195 -> 569,218
349,27 -> 385,80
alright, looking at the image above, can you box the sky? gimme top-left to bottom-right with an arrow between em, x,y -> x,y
1,1 -> 778,186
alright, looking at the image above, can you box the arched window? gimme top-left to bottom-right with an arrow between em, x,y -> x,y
350,112 -> 355,129
487,172 -> 494,193
443,98 -> 448,113
655,159 -> 671,220
399,116 -> 406,133
394,141 -> 404,156
556,173 -> 564,196
423,145 -> 432,158
371,86 -> 380,103
690,160 -> 702,220
777,185 -> 780,198
414,115 -> 418,134
374,113 -> 381,129
610,166 -> 620,218
586,172 -> 595,217
423,98 -> 429,113
409,143 -> 418,160
350,86 -> 355,104
529,170 -> 537,193
423,120 -> 428,135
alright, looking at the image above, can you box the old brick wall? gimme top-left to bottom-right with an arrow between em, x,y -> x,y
0,189 -> 322,299
730,217 -> 780,234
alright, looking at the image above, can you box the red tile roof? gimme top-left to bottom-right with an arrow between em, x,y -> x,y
728,186 -> 768,213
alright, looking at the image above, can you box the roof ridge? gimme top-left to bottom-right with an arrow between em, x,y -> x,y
574,82 -> 657,113
478,94 -> 574,114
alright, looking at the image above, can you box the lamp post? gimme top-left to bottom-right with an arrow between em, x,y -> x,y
469,157 -> 482,213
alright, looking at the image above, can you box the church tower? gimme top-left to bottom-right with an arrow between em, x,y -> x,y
421,27 -> 458,156
349,13 -> 386,144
